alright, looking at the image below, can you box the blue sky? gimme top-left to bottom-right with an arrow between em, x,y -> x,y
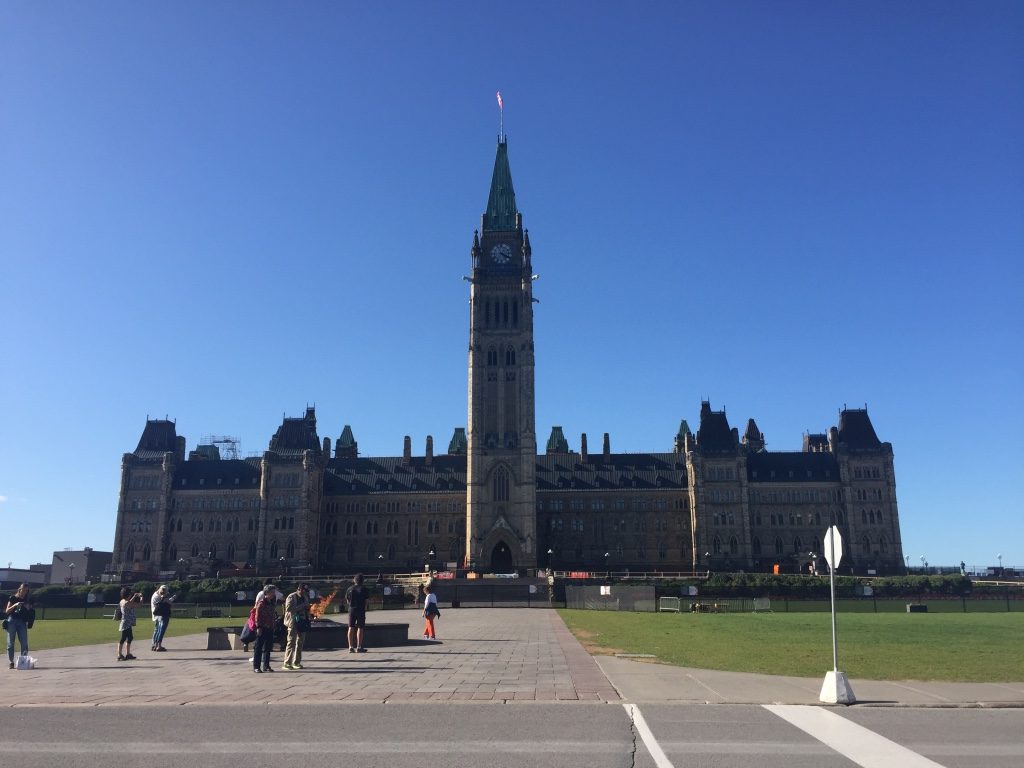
1,2 -> 1021,572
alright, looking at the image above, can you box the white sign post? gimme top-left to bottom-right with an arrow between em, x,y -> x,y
819,524 -> 856,704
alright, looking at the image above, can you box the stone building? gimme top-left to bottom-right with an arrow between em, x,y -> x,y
110,138 -> 904,578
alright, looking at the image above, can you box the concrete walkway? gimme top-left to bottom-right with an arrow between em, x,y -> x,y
2,608 -> 1021,708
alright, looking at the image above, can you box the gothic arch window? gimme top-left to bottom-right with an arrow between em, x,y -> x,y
177,519 -> 183,532
190,519 -> 197,532
774,537 -> 784,555
346,544 -> 354,562
169,544 -> 177,561
126,543 -> 135,562
487,347 -> 498,366
794,536 -> 803,554
729,536 -> 738,555
493,467 -> 510,502
512,300 -> 518,327
387,543 -> 396,560
270,541 -> 279,559
712,536 -> 722,555
209,543 -> 217,559
227,542 -> 235,560
505,346 -> 516,366
287,540 -> 295,559
248,542 -> 257,561
752,537 -> 761,555
879,536 -> 888,553
191,543 -> 199,558
326,543 -> 335,561
861,535 -> 871,554
366,544 -> 376,561
503,300 -> 509,325
142,543 -> 151,561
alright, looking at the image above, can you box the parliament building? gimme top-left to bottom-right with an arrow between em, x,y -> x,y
111,138 -> 905,578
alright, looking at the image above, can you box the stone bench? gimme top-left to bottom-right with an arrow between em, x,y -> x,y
207,621 -> 409,651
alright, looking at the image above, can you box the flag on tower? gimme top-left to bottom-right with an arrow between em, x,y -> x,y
496,91 -> 503,111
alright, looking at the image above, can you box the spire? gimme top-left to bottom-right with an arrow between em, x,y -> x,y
483,139 -> 517,232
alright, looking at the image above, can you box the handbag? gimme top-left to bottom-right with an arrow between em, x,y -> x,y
239,622 -> 256,644
2,618 -> 7,631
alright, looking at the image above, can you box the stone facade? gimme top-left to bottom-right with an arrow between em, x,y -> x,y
110,139 -> 904,578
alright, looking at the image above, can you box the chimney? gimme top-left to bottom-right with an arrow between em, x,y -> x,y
425,435 -> 434,465
402,435 -> 412,463
580,433 -> 588,463
603,433 -> 611,461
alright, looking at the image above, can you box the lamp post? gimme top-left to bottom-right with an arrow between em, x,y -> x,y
603,551 -> 610,573
905,554 -> 910,570
920,555 -> 926,573
547,548 -> 553,574
809,552 -> 817,576
279,556 -> 286,578
998,553 -> 1003,575
68,562 -> 75,585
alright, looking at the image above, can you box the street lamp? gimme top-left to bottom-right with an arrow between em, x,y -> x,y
998,553 -> 1003,574
920,555 -> 926,572
905,555 -> 910,569
68,562 -> 75,585
547,548 -> 553,573
603,552 -> 610,571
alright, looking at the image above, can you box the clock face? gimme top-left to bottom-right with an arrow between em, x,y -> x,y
490,243 -> 512,264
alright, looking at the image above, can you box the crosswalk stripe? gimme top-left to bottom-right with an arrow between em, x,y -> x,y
765,704 -> 947,768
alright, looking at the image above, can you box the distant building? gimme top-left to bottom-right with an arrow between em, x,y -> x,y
110,137 -> 904,578
0,567 -> 48,590
50,548 -> 111,585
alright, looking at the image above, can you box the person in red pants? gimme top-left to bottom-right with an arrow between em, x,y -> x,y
422,584 -> 439,640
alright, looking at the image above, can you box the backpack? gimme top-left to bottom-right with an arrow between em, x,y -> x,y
113,604 -> 123,622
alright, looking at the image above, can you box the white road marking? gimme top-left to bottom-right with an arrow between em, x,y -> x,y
765,704 -> 948,768
624,703 -> 675,768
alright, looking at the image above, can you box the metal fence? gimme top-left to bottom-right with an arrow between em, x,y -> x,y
565,585 -> 657,612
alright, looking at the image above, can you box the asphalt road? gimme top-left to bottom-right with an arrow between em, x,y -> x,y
1,703 -> 1022,768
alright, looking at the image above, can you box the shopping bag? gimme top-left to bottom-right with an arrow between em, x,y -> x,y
15,654 -> 37,670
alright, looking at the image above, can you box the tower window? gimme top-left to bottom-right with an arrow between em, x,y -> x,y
505,346 -> 515,366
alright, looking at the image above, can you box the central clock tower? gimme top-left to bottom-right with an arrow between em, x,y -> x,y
465,137 -> 538,572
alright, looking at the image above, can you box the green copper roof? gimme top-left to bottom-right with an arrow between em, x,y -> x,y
677,419 -> 691,439
483,139 -> 517,232
338,425 -> 356,447
546,426 -> 569,454
448,427 -> 467,455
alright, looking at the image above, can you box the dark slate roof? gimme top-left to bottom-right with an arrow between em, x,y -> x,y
325,455 -> 468,495
536,453 -> 688,492
837,409 -> 882,450
803,433 -> 829,452
268,408 -> 321,456
135,419 -> 177,456
483,139 -> 517,232
743,418 -> 762,443
322,451 -> 689,496
174,458 -> 262,488
747,452 -> 839,482
696,403 -> 737,453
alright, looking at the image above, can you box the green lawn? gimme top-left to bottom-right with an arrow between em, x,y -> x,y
16,617 -> 243,651
557,609 -> 1024,682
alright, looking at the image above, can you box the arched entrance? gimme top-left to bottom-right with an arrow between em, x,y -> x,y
490,541 -> 514,573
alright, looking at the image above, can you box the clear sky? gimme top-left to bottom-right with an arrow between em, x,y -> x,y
1,2 -> 1021,572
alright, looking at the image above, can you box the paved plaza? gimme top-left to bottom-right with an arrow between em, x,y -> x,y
2,608 -> 1022,707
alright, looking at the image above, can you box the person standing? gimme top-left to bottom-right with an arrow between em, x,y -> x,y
150,585 -> 175,652
252,584 -> 278,673
117,587 -> 145,661
283,583 -> 311,670
4,584 -> 33,670
422,584 -> 439,640
345,574 -> 370,653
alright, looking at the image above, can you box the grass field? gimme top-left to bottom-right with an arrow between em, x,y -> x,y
14,617 -> 243,652
557,609 -> 1024,682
